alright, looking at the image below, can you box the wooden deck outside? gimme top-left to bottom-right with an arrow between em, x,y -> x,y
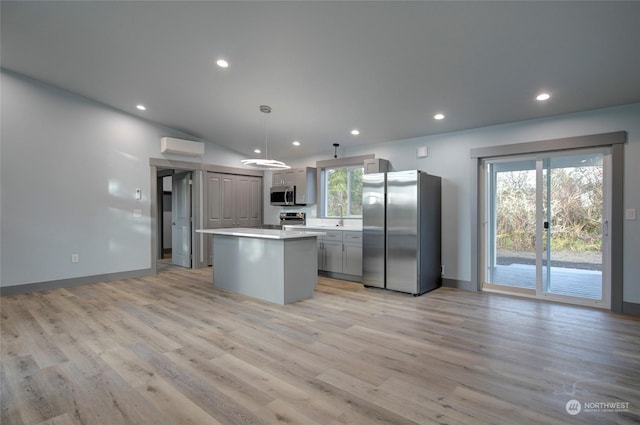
490,264 -> 602,299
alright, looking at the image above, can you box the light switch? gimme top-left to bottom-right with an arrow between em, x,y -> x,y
626,208 -> 636,220
135,188 -> 142,200
416,146 -> 428,158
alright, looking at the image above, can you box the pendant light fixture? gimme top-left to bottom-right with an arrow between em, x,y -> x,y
241,105 -> 290,170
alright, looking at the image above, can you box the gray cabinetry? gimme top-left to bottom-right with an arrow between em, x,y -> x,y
363,158 -> 390,174
272,167 -> 316,205
313,228 -> 362,281
272,170 -> 296,186
342,231 -> 363,276
294,167 -> 316,205
323,229 -> 344,273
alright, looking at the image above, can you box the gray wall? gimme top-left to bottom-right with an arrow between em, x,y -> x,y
0,70 -> 246,288
281,103 -> 640,304
3,68 -> 639,305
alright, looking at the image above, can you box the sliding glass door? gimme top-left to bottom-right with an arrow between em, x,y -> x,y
482,149 -> 610,308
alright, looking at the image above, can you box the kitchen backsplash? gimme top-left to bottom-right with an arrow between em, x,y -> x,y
305,217 -> 362,229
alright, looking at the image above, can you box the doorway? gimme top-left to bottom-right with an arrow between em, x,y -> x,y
481,148 -> 611,308
156,169 -> 193,269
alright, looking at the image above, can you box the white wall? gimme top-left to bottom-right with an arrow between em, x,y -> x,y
0,70 -> 246,288
285,103 -> 640,303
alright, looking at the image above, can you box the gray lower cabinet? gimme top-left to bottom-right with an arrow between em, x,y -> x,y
342,231 -> 363,276
323,240 -> 343,273
315,229 -> 362,280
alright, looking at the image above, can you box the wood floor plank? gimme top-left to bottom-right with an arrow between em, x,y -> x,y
0,355 -> 65,425
99,346 -> 224,425
36,413 -> 77,425
130,341 -> 271,425
2,267 -> 639,425
214,353 -> 343,424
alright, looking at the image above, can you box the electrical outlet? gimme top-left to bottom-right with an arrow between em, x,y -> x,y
71,254 -> 79,263
626,208 -> 637,220
133,209 -> 142,217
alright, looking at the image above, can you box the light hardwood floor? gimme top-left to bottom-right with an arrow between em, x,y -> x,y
2,267 -> 639,425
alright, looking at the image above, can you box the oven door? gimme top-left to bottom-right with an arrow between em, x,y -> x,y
270,186 -> 295,206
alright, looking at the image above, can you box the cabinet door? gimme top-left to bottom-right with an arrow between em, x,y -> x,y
295,168 -> 307,204
284,169 -> 296,186
317,239 -> 324,270
323,240 -> 343,273
273,171 -> 284,186
343,243 -> 363,276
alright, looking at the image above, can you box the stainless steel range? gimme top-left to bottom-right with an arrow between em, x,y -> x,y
280,212 -> 306,226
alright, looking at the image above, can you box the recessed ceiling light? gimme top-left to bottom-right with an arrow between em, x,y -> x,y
292,141 -> 301,146
136,104 -> 146,111
254,149 -> 261,154
536,93 -> 551,101
216,59 -> 229,68
351,129 -> 360,136
433,113 -> 445,120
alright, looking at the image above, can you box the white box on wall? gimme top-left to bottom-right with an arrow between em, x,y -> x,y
160,137 -> 205,156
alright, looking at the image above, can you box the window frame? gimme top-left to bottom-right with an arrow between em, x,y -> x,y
315,154 -> 374,219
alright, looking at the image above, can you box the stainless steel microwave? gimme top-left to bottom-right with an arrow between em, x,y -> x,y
270,185 -> 295,206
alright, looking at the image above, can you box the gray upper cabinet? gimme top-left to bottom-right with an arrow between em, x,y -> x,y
363,158 -> 390,174
272,167 -> 316,205
294,167 -> 316,205
272,170 -> 296,186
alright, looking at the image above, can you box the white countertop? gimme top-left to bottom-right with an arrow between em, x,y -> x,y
284,224 -> 363,231
197,228 -> 325,240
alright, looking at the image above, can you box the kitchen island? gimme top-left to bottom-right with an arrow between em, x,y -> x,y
196,228 -> 325,305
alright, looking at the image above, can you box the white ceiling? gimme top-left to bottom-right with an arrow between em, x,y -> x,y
3,1 -> 640,160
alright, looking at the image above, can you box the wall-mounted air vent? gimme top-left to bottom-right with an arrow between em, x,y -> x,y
160,137 -> 205,156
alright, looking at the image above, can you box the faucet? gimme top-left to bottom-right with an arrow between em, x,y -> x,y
336,204 -> 344,227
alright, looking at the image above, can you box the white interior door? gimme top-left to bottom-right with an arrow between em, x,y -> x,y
172,172 -> 192,268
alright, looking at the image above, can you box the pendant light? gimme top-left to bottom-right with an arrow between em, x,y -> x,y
241,105 -> 291,170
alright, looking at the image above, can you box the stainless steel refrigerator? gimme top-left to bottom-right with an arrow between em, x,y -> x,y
362,170 -> 441,295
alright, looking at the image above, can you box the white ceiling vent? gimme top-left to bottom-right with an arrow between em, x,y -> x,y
160,137 -> 205,156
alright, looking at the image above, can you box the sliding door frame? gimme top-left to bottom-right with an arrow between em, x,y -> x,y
470,131 -> 626,313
